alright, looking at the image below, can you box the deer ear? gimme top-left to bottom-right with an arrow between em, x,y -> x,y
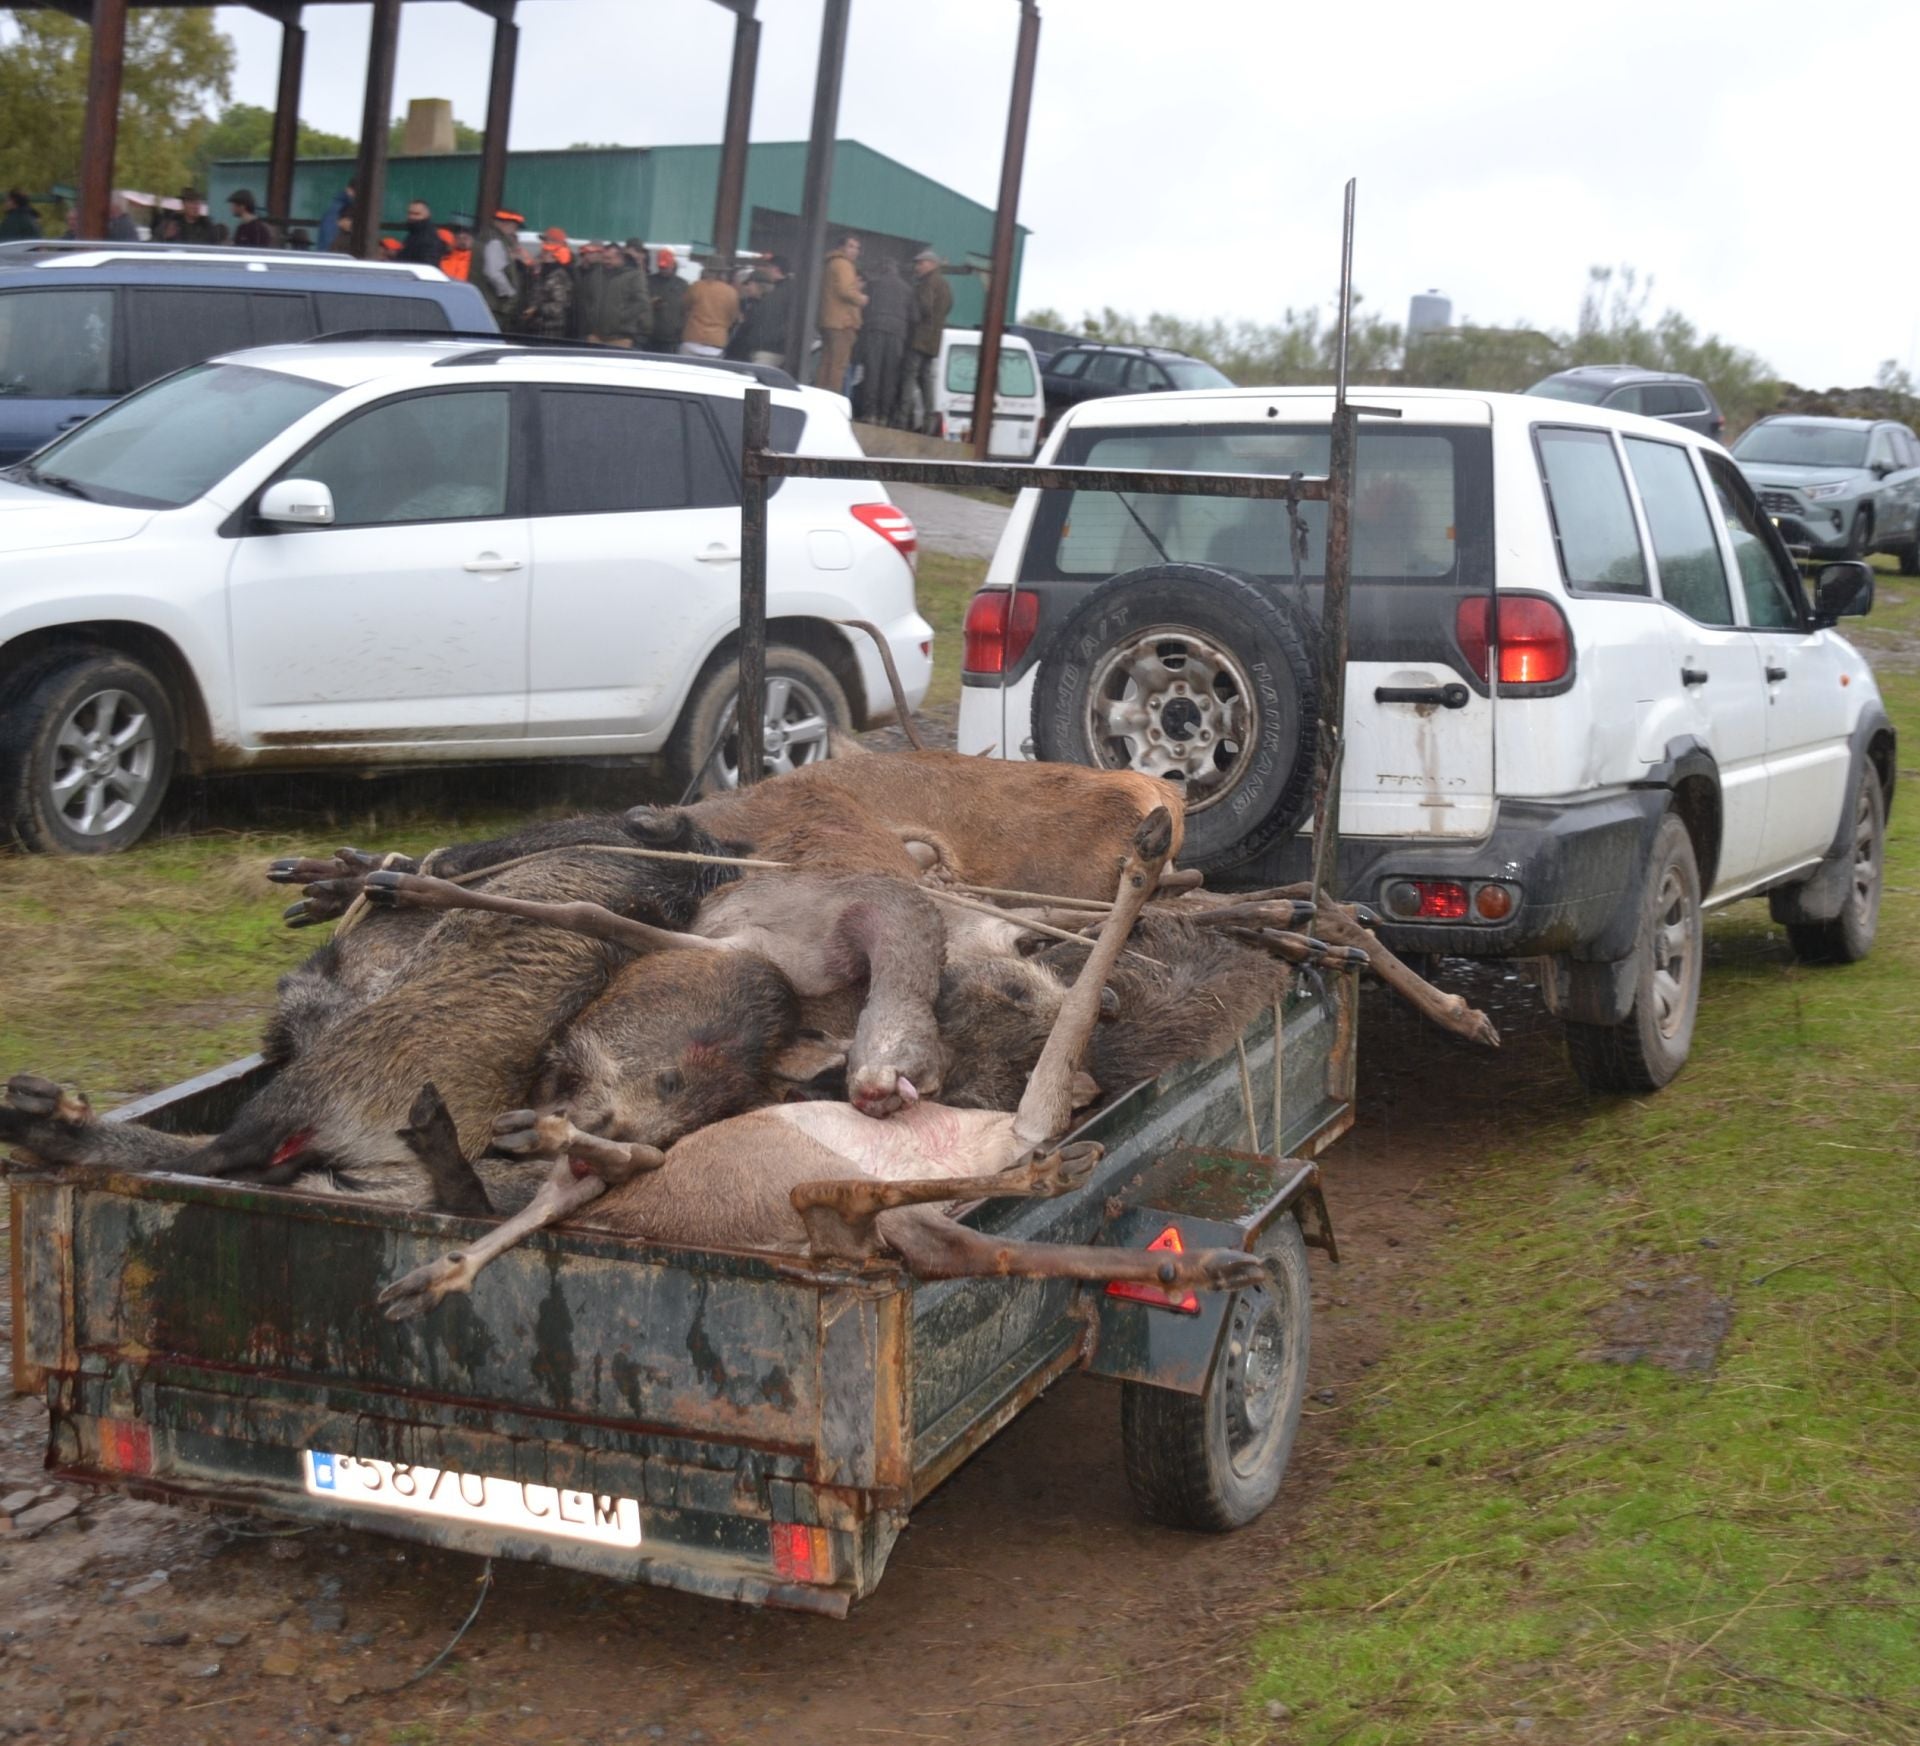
770,1033 -> 848,1087
1070,1071 -> 1101,1109
901,838 -> 941,872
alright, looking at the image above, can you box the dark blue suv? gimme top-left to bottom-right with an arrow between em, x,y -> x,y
0,241 -> 493,463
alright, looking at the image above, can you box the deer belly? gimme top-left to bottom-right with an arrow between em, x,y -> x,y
768,1100 -> 1013,1178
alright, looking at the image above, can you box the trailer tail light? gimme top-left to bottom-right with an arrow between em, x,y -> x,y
1382,879 -> 1519,924
851,502 -> 917,568
1455,595 -> 1572,687
98,1420 -> 153,1477
962,588 -> 1040,676
771,1522 -> 831,1584
1106,1225 -> 1202,1314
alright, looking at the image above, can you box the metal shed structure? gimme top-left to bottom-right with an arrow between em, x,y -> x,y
208,139 -> 1030,324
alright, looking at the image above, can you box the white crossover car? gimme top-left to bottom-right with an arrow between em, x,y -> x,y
0,336 -> 931,852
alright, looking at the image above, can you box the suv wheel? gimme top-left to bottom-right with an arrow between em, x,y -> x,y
1029,563 -> 1320,873
667,646 -> 850,797
1845,507 -> 1872,560
1565,813 -> 1703,1094
1894,525 -> 1920,578
0,652 -> 176,854
1786,766 -> 1884,964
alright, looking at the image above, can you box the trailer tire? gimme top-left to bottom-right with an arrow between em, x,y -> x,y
1029,564 -> 1319,874
1119,1213 -> 1312,1533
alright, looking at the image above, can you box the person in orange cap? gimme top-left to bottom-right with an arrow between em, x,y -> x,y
530,226 -> 575,336
647,246 -> 685,352
476,208 -> 528,328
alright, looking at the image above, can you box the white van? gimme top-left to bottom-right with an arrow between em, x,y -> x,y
933,329 -> 1043,459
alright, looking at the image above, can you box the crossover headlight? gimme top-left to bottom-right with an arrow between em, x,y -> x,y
1804,479 -> 1854,500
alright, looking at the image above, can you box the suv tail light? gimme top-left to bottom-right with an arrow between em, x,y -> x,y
851,502 -> 917,568
1455,595 -> 1571,688
962,588 -> 1040,676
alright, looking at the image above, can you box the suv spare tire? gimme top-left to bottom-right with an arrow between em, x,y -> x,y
1029,563 -> 1319,873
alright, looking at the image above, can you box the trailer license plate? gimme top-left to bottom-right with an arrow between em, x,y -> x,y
303,1451 -> 641,1549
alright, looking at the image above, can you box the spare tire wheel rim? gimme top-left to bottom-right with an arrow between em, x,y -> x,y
51,687 -> 156,836
1084,626 -> 1258,813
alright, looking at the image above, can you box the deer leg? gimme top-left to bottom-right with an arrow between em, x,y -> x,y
1012,807 -> 1173,1151
360,871 -> 724,956
396,1083 -> 494,1217
790,1141 -> 1101,1262
267,847 -> 416,885
878,1205 -> 1269,1296
488,1108 -> 666,1182
281,874 -> 370,928
378,1156 -> 607,1321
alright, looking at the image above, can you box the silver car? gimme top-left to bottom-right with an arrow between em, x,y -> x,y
1733,415 -> 1920,573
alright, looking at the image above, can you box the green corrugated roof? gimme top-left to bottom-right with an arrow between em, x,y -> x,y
209,140 -> 1027,323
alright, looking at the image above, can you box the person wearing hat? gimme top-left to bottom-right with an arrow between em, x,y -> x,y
475,208 -> 528,329
227,188 -> 274,249
816,234 -> 867,395
857,255 -> 913,425
529,226 -> 576,338
899,247 -> 954,432
647,247 -> 686,353
155,188 -> 217,246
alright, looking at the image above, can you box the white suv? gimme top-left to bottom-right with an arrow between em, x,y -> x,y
957,388 -> 1892,1091
0,337 -> 931,853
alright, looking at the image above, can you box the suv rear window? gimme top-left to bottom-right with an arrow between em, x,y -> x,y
314,291 -> 452,334
0,287 -> 111,397
1020,423 -> 1484,585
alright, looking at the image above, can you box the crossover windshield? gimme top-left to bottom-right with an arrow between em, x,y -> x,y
1732,424 -> 1871,469
11,362 -> 339,508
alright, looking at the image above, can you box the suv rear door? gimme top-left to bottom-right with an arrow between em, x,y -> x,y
524,383 -> 746,739
0,285 -> 115,461
1013,408 -> 1498,838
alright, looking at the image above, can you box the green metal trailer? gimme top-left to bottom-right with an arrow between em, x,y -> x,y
8,973 -> 1350,1616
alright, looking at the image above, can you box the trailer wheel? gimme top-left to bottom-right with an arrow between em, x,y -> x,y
1119,1213 -> 1312,1532
1029,563 -> 1319,874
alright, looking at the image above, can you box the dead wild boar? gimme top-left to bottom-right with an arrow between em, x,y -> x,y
379,808 -> 1269,1318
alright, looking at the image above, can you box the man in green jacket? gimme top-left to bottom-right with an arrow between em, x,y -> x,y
900,248 -> 953,433
647,249 -> 686,353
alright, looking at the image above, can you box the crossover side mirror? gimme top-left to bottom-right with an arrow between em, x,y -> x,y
1813,560 -> 1873,623
257,477 -> 334,526
1870,460 -> 1895,480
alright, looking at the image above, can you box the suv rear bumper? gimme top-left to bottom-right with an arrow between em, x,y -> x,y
1220,789 -> 1666,961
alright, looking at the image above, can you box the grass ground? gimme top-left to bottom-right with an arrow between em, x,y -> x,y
915,548 -> 984,711
1244,564 -> 1920,1743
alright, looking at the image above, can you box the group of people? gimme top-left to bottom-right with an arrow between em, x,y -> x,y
816,234 -> 953,431
1,184 -> 285,247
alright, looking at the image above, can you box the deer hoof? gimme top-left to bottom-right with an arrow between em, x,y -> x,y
1024,1140 -> 1101,1195
489,1108 -> 573,1159
378,1251 -> 478,1321
267,855 -> 350,886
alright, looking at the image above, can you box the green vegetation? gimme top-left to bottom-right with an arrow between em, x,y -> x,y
916,549 -> 986,712
1027,263 -> 1784,435
1244,570 -> 1920,1742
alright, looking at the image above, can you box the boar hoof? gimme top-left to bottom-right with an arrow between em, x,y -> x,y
5,1075 -> 90,1127
378,1252 -> 479,1320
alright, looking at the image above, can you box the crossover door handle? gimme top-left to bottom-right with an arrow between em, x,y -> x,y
1681,666 -> 1710,687
463,553 -> 524,574
1765,663 -> 1788,683
697,543 -> 741,564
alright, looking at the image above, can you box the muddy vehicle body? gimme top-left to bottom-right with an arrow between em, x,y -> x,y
10,982 -> 1350,1614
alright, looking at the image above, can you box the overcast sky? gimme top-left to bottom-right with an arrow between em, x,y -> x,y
212,0 -> 1920,387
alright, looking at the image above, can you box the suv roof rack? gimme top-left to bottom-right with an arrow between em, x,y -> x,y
0,239 -> 439,279
300,328 -> 800,389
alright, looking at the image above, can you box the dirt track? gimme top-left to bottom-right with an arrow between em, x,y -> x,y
0,967 -> 1559,1746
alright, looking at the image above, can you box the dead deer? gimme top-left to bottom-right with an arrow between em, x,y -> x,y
378,808 -> 1267,1318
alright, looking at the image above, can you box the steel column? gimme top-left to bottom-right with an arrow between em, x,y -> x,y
711,6 -> 759,260
972,0 -> 1041,461
736,388 -> 772,787
77,0 -> 127,241
785,0 -> 851,376
266,12 -> 307,231
476,3 -> 519,233
350,0 -> 403,259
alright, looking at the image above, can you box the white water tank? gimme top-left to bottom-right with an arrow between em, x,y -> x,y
1408,290 -> 1452,337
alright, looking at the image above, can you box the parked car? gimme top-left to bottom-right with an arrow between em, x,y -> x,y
931,329 -> 1045,458
957,385 -> 1890,1093
1523,365 -> 1724,439
0,337 -> 930,853
0,240 -> 493,464
1732,415 -> 1920,572
1040,343 -> 1233,424
1004,320 -> 1085,371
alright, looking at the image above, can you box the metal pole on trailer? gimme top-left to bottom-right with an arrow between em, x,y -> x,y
737,388 -> 773,787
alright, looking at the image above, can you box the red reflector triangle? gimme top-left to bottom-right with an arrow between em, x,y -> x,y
1106,1225 -> 1201,1313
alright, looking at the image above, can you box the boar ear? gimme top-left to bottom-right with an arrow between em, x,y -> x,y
1070,1071 -> 1101,1109
771,1032 -> 849,1087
